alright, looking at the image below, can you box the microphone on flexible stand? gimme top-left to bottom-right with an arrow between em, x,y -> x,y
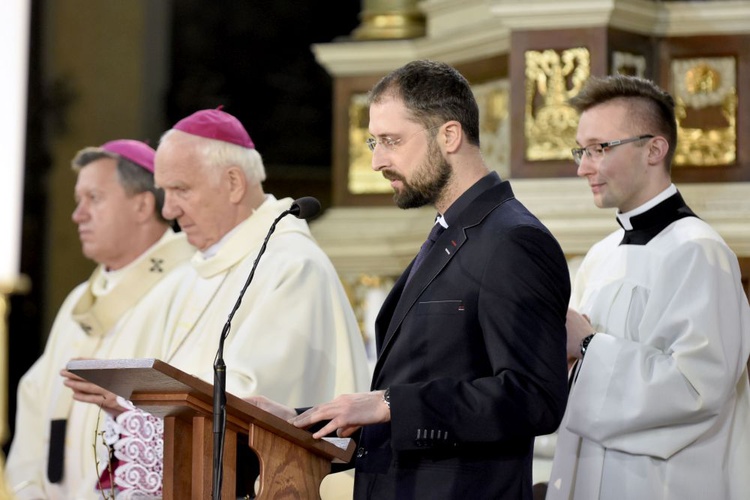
211,196 -> 321,499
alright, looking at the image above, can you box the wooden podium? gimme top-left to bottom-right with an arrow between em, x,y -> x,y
67,358 -> 355,500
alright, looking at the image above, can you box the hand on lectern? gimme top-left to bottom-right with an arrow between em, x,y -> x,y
248,391 -> 391,440
61,367 -> 127,417
290,391 -> 391,440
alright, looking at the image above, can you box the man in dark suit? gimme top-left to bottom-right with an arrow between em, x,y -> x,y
249,59 -> 570,499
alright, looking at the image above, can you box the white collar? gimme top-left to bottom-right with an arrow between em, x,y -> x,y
617,184 -> 677,230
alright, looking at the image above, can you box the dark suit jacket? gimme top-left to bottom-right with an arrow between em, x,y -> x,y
353,175 -> 570,499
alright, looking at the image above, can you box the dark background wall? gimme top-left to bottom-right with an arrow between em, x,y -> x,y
166,1 -> 361,205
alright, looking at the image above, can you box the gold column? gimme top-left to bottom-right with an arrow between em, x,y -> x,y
352,0 -> 425,40
0,277 -> 29,500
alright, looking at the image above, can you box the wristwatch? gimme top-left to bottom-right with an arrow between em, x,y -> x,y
382,387 -> 391,409
580,333 -> 596,357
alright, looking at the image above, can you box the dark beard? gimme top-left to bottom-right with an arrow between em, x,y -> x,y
392,144 -> 452,209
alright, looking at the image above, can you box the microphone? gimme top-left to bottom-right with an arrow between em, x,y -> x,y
289,196 -> 321,220
212,196 -> 320,499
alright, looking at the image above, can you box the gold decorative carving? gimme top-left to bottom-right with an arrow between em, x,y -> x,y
672,57 -> 736,167
612,52 -> 646,78
473,79 -> 511,178
524,48 -> 590,161
342,273 -> 395,360
685,64 -> 721,95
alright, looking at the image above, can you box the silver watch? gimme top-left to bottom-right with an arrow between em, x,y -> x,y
382,387 -> 391,409
580,333 -> 596,356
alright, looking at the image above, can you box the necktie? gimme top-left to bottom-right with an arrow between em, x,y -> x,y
406,221 -> 446,285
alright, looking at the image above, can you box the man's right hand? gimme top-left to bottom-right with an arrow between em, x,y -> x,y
290,391 -> 390,439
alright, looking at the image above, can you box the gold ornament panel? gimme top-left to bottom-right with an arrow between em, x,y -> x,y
473,79 -> 510,178
348,93 -> 391,195
671,57 -> 737,167
524,47 -> 590,161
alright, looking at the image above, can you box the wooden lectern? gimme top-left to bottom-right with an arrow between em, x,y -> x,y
67,358 -> 354,500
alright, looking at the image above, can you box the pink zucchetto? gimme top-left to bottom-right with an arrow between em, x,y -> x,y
172,107 -> 255,149
101,139 -> 156,173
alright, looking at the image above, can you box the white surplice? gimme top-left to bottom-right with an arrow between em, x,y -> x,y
548,212 -> 750,500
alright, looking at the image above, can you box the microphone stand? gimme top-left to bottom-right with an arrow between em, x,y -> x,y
211,207 -> 293,500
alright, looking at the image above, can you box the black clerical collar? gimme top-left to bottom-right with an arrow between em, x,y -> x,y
616,191 -> 698,246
